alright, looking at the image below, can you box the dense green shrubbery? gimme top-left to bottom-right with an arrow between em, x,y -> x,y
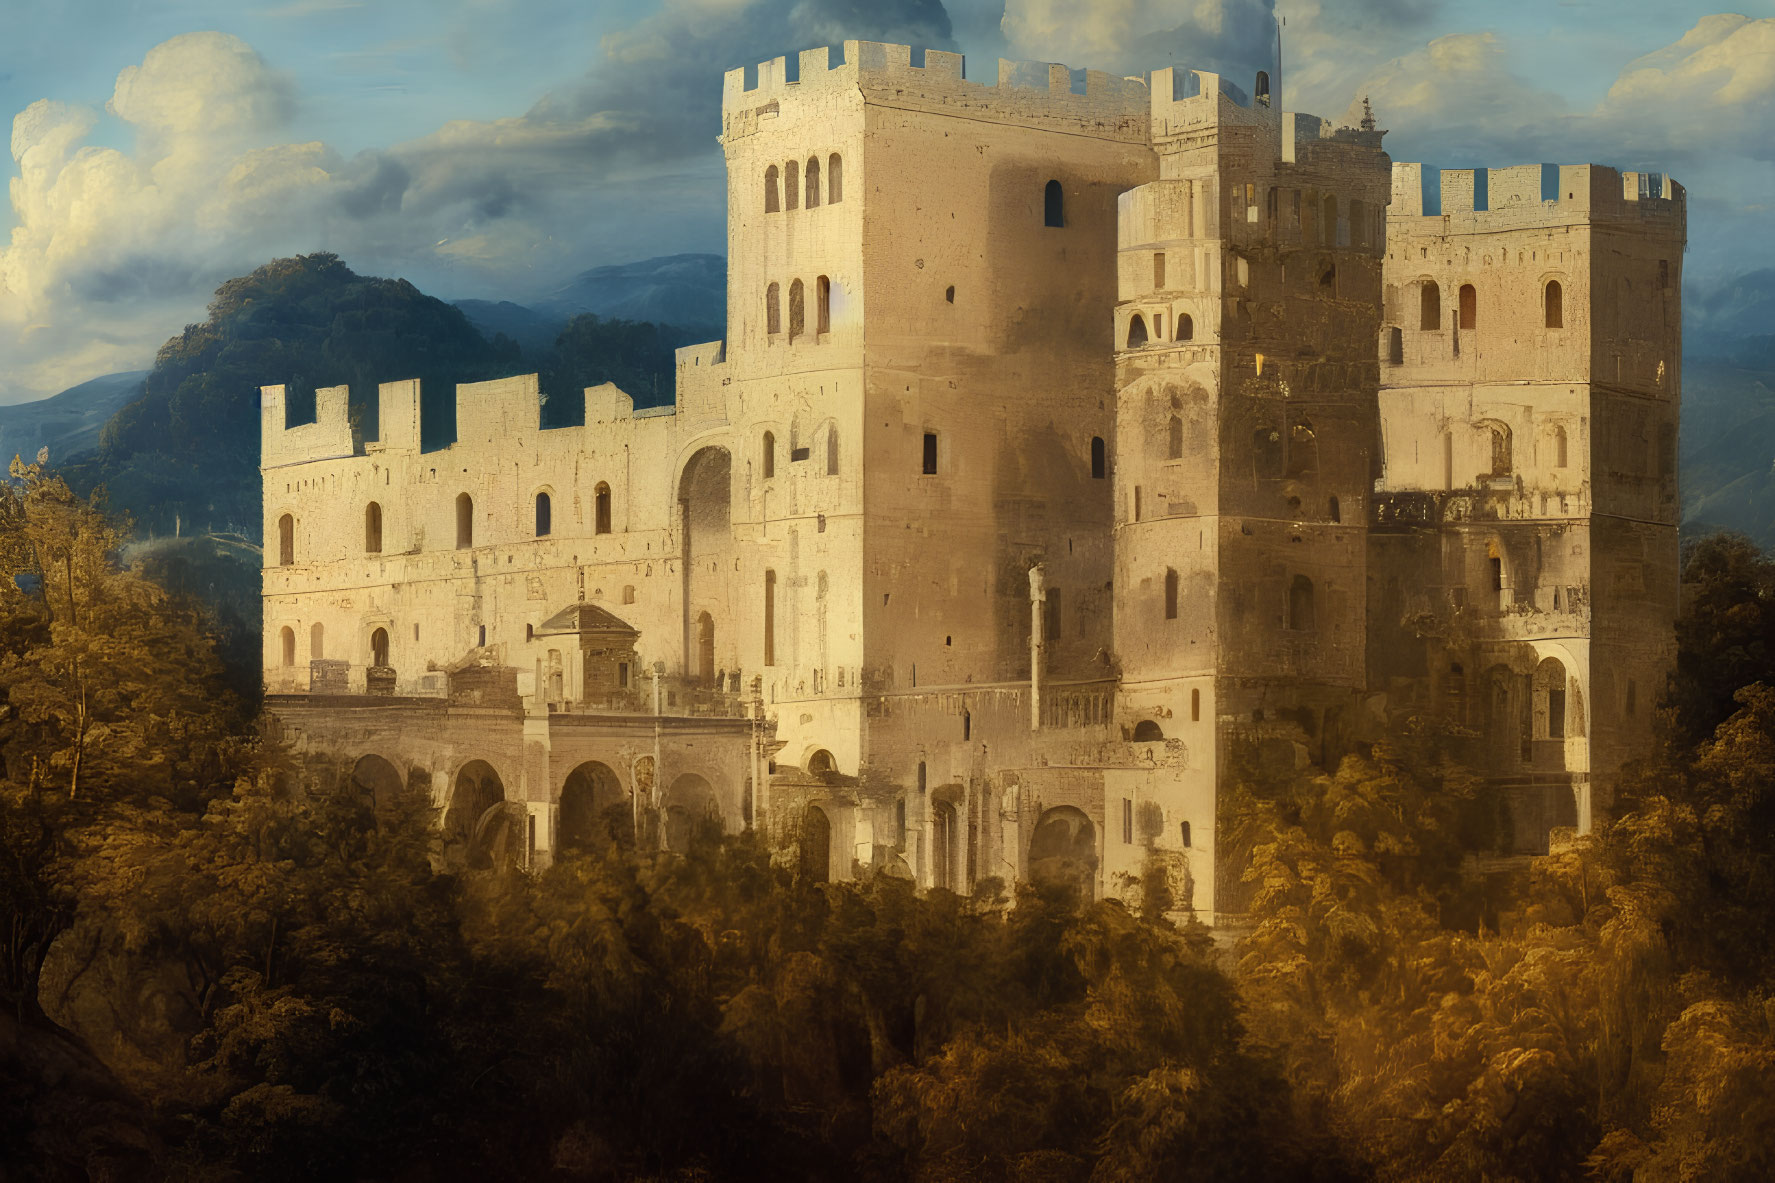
7,461 -> 1775,1180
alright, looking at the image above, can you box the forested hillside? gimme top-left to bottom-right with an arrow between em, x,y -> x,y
6,460 -> 1775,1179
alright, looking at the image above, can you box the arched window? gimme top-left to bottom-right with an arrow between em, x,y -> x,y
1126,314 -> 1148,348
310,622 -> 324,660
826,425 -> 840,475
1254,70 -> 1270,105
828,153 -> 843,203
1164,568 -> 1179,620
1420,281 -> 1441,330
1533,653 -> 1576,738
1288,575 -> 1316,631
1459,283 -> 1477,330
1545,280 -> 1563,329
1489,425 -> 1513,477
280,626 -> 295,667
278,514 -> 294,566
1091,436 -> 1106,479
1328,495 -> 1341,522
764,165 -> 780,213
1322,194 -> 1337,245
364,502 -> 382,553
784,158 -> 799,210
788,279 -> 805,340
1253,425 -> 1284,479
762,431 -> 776,479
805,156 -> 820,208
371,626 -> 389,667
455,493 -> 473,548
1168,415 -> 1184,460
766,282 -> 781,335
534,491 -> 551,537
1288,421 -> 1317,476
594,482 -> 612,534
816,275 -> 831,335
1044,179 -> 1064,228
1133,720 -> 1164,742
763,570 -> 777,666
1554,424 -> 1568,468
1177,313 -> 1193,341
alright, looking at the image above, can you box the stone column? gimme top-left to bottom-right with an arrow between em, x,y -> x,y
1029,564 -> 1046,731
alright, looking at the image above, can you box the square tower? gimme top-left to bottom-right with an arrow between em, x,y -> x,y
1370,163 -> 1685,847
1109,71 -> 1392,917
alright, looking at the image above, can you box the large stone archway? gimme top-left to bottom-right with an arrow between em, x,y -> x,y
559,760 -> 629,853
1029,806 -> 1097,902
661,772 -> 720,853
446,759 -> 522,870
348,754 -> 404,812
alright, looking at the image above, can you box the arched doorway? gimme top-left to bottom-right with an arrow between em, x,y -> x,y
678,447 -> 732,680
1029,806 -> 1097,902
446,760 -> 519,870
801,805 -> 832,883
932,799 -> 959,892
349,754 -> 403,813
559,761 -> 628,852
662,772 -> 720,853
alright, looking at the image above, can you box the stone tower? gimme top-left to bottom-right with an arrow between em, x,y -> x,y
1369,164 -> 1685,846
1109,67 -> 1392,915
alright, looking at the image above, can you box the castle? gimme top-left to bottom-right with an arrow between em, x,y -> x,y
261,40 -> 1684,917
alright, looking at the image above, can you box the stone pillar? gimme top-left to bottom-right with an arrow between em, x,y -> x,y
1029,564 -> 1046,731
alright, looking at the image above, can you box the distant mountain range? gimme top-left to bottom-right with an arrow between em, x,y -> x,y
0,370 -> 147,467
452,253 -> 726,361
6,256 -> 1773,551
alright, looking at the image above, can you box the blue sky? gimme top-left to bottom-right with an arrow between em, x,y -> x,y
2,0 -> 1770,402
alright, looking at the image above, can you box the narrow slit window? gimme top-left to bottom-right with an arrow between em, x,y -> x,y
594,483 -> 612,534
1164,568 -> 1179,619
816,275 -> 831,335
534,491 -> 551,537
764,165 -> 780,213
788,279 -> 805,340
763,431 -> 776,478
766,283 -> 781,335
278,514 -> 294,565
764,570 -> 777,665
1153,253 -> 1166,290
827,153 -> 842,204
784,159 -> 799,210
922,431 -> 938,475
1168,415 -> 1184,460
1091,436 -> 1106,479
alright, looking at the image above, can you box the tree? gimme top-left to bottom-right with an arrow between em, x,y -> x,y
0,454 -> 242,1019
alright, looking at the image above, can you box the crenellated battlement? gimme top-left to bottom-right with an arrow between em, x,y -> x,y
1390,162 -> 1685,228
259,367 -> 707,470
721,40 -> 1152,137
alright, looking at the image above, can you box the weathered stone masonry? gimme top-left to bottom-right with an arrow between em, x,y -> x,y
261,36 -> 1684,918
